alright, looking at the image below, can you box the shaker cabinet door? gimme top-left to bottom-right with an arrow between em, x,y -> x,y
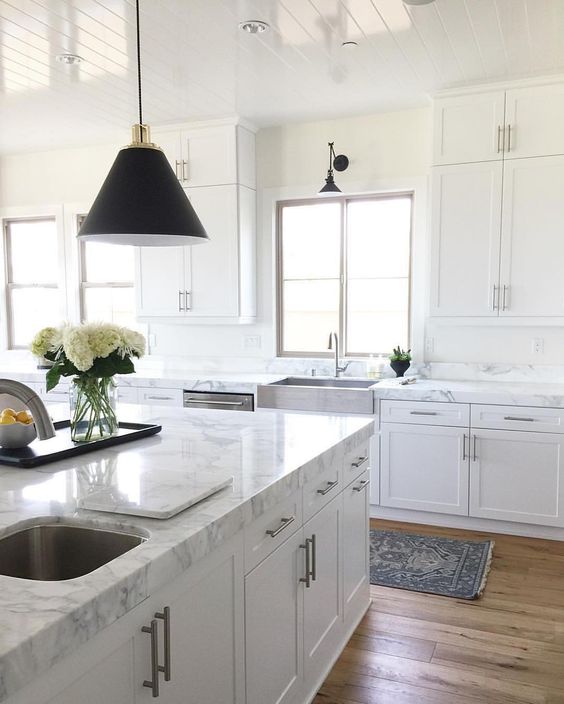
499,155 -> 564,316
430,162 -> 503,317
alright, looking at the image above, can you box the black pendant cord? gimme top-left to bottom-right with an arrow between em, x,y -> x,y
328,142 -> 334,171
135,0 -> 143,134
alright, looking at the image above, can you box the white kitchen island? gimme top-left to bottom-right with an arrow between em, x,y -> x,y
0,404 -> 374,704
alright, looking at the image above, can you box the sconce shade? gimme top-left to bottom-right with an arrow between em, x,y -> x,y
78,146 -> 209,246
319,173 -> 342,193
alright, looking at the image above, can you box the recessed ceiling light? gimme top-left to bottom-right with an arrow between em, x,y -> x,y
56,53 -> 83,65
341,41 -> 358,48
239,20 -> 270,34
403,0 -> 435,5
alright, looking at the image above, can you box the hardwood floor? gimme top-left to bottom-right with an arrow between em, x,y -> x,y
314,519 -> 564,704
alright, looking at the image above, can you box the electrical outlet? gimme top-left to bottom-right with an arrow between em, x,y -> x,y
532,337 -> 544,354
425,337 -> 435,354
244,335 -> 262,350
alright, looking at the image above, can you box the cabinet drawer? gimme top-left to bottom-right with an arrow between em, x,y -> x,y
138,387 -> 183,406
244,490 -> 302,574
303,460 -> 342,523
380,400 -> 469,427
343,441 -> 370,487
471,405 -> 564,433
116,385 -> 139,404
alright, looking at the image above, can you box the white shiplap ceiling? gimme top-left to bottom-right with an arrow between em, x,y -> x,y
1,0 -> 564,154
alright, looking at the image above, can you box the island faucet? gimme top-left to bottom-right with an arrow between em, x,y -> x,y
328,332 -> 351,378
0,379 -> 56,440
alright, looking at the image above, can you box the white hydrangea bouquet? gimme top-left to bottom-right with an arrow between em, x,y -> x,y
31,323 -> 145,442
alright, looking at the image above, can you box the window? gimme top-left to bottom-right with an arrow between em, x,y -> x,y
277,194 -> 412,357
4,218 -> 62,348
78,216 -> 141,330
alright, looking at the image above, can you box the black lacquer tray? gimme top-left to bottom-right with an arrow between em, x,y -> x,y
0,420 -> 162,468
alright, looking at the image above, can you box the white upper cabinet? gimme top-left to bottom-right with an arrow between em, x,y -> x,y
433,83 -> 564,166
135,246 -> 190,318
152,122 -> 256,189
433,92 -> 506,166
499,155 -> 564,316
135,121 -> 256,323
430,162 -> 502,316
504,85 -> 564,160
430,80 -> 564,320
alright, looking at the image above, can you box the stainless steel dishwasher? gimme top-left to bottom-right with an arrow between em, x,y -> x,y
183,390 -> 254,411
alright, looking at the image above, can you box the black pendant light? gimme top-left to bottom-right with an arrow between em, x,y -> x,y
78,0 -> 209,246
319,142 -> 349,194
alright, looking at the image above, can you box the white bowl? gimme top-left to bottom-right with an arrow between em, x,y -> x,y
0,422 -> 37,449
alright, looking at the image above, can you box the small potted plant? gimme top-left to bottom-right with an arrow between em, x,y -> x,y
389,346 -> 411,377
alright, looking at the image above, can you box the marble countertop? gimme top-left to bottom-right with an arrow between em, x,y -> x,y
372,378 -> 564,407
0,404 -> 373,701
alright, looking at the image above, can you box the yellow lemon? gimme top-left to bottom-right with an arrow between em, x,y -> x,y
0,415 -> 16,425
1,408 -> 17,418
16,410 -> 32,424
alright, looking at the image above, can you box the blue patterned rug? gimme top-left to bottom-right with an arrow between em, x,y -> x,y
370,529 -> 494,600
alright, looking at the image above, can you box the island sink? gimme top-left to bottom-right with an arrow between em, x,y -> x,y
0,523 -> 146,581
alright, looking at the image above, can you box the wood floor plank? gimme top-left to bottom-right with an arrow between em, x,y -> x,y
329,646 -> 564,704
432,641 -> 564,689
357,610 -> 564,661
316,519 -> 564,704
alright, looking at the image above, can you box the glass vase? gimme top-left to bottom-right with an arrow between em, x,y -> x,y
70,377 -> 119,442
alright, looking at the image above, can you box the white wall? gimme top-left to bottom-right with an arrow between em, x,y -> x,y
2,107 -> 561,368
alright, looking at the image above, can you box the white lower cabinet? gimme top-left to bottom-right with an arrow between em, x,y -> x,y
380,423 -> 469,515
343,470 -> 370,621
245,529 -> 304,704
469,429 -> 564,527
302,497 -> 343,688
46,642 -> 135,704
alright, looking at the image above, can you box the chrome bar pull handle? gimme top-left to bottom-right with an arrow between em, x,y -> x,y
506,124 -> 512,152
178,290 -> 184,312
155,606 -> 171,682
142,619 -> 160,697
300,538 -> 312,588
266,516 -> 295,538
473,435 -> 478,462
182,160 -> 189,182
317,479 -> 339,496
352,479 -> 369,492
497,125 -> 503,153
310,533 -> 317,582
410,411 -> 438,416
351,456 -> 368,468
504,416 -> 535,422
462,433 -> 467,461
502,284 -> 509,311
185,290 -> 192,311
175,160 -> 182,180
492,284 -> 499,311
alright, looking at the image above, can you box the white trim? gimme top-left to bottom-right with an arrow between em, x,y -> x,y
370,504 -> 564,541
432,73 -> 564,100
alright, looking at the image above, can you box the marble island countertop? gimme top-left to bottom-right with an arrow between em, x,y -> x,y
0,405 -> 374,701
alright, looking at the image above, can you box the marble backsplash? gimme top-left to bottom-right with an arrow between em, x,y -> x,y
4,350 -> 564,385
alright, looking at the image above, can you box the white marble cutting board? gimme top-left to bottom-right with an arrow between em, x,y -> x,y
78,469 -> 234,519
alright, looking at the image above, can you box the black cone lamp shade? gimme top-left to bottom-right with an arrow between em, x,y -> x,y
318,142 -> 349,194
320,171 -> 342,194
78,0 -> 209,247
78,133 -> 209,246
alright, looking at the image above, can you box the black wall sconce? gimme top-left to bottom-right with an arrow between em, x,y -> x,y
319,142 -> 349,194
